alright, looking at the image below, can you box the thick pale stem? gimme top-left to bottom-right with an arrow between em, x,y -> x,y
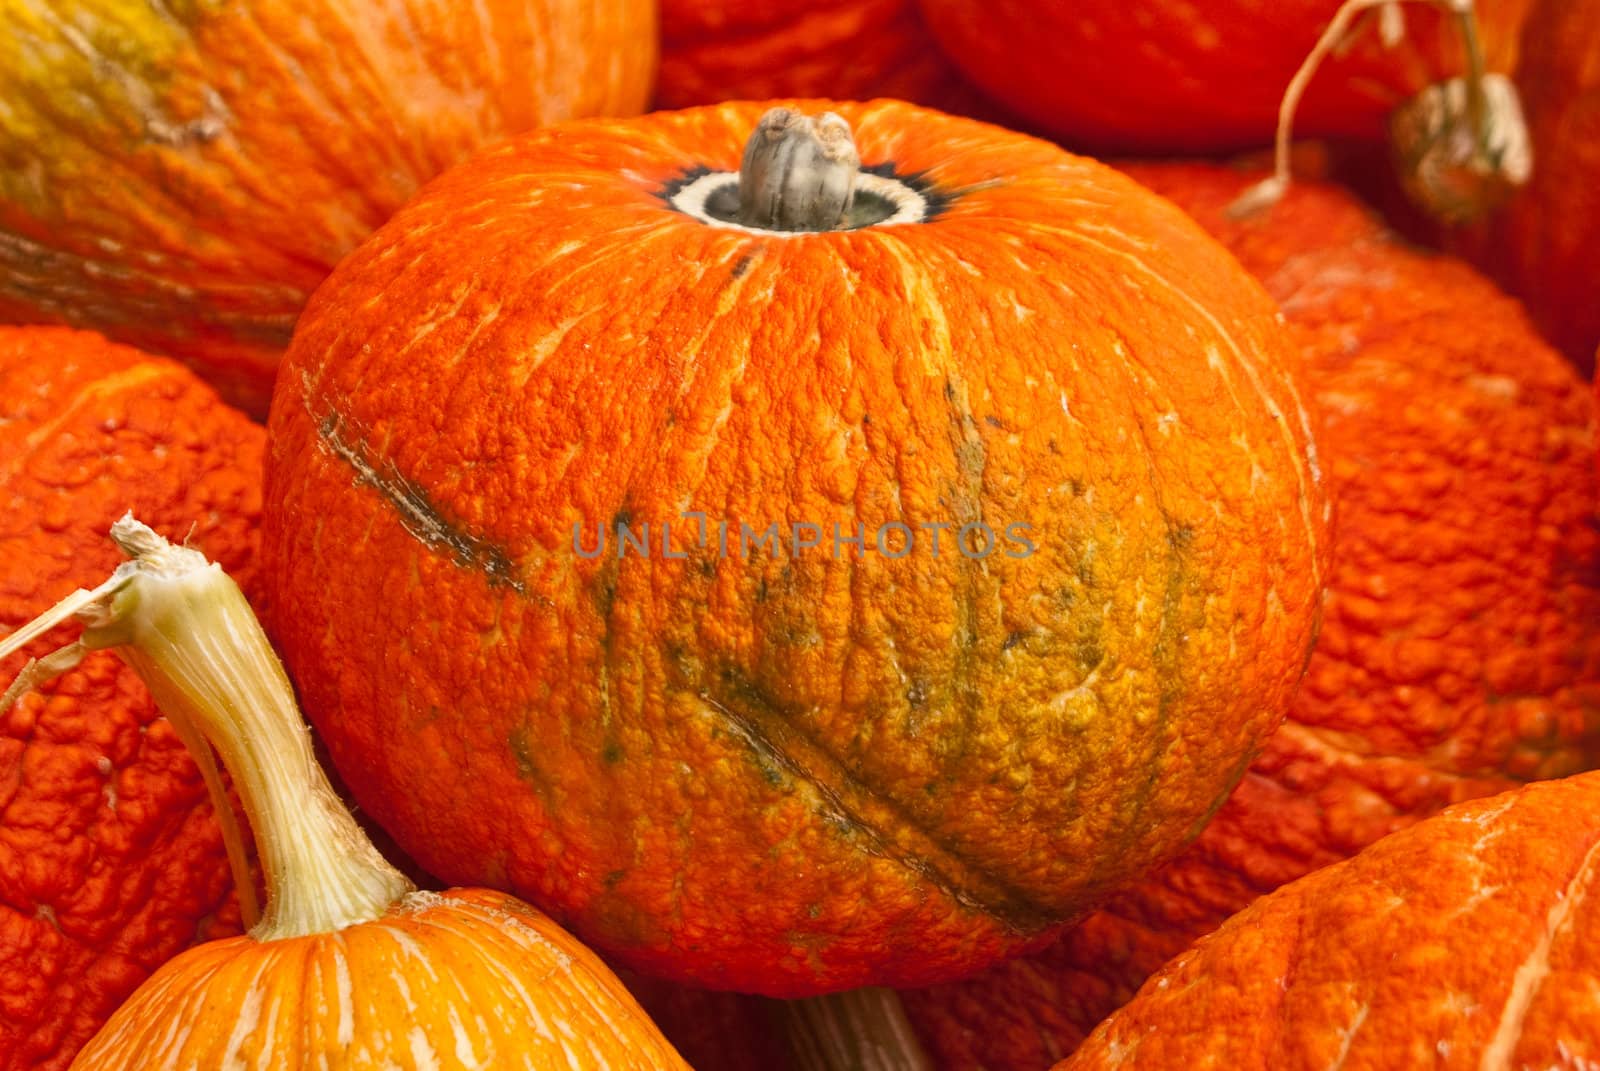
739,107 -> 861,232
3,517 -> 411,941
780,989 -> 934,1071
1228,0 -> 1527,221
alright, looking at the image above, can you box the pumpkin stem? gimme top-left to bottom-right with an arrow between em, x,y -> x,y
0,516 -> 412,941
1228,0 -> 1529,222
1386,11 -> 1530,223
780,988 -> 935,1071
738,107 -> 861,232
0,567 -> 263,930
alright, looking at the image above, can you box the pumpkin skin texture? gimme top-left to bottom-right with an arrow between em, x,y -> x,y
261,100 -> 1328,995
71,887 -> 689,1070
915,0 -> 1532,152
657,0 -> 977,113
1448,0 -> 1600,372
898,163 -> 1600,1069
0,327 -> 264,1070
1059,771 -> 1600,1069
0,0 -> 656,418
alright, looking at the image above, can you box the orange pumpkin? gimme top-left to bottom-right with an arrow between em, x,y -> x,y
899,162 -> 1600,1069
1,520 -> 689,1071
915,0 -> 1531,151
657,0 -> 977,112
261,101 -> 1329,995
0,0 -> 656,417
1060,771 -> 1600,1068
0,327 -> 263,1070
1448,0 -> 1600,371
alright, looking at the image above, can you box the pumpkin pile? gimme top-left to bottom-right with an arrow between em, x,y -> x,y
1,1 -> 1596,1069
0,327 -> 263,1071
897,158 -> 1600,1070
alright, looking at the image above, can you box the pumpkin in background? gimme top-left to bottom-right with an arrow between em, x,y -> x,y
261,101 -> 1328,995
0,327 -> 264,1070
1061,771 -> 1600,1068
657,0 -> 978,112
916,0 -> 1531,152
899,162 -> 1600,1069
0,0 -> 656,417
1447,0 -> 1600,372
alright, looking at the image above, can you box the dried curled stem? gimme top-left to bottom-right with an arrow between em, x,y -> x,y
1229,0 -> 1529,222
782,988 -> 935,1071
0,515 -> 412,940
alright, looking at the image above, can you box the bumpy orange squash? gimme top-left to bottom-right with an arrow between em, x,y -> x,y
0,0 -> 656,416
261,101 -> 1329,995
899,162 -> 1600,1069
0,327 -> 263,1070
1061,771 -> 1600,1068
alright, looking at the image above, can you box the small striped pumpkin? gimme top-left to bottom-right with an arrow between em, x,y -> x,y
0,520 -> 688,1071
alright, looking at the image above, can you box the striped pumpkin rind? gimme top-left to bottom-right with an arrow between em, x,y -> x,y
70,888 -> 688,1070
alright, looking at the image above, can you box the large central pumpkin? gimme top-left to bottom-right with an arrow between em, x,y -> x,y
261,101 -> 1329,995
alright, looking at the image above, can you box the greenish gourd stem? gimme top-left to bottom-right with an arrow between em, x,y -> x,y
780,988 -> 935,1071
1228,0 -> 1513,218
0,516 -> 412,941
739,107 -> 861,232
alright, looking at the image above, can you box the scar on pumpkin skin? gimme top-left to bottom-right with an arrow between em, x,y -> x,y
313,406 -> 527,595
697,675 -> 1061,934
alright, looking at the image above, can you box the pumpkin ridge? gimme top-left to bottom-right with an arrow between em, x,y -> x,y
937,372 -> 989,797
1483,825 -> 1600,1061
210,2 -> 421,235
662,0 -> 871,48
1019,215 -> 1325,581
696,678 -> 1061,933
1261,898 -> 1310,1062
1076,318 -> 1200,889
1087,508 -> 1194,889
1275,720 -> 1548,781
0,228 -> 299,353
312,403 -> 527,595
7,361 -> 183,470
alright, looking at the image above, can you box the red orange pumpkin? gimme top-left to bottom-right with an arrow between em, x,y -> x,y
916,0 -> 1531,151
261,101 -> 1329,995
0,0 -> 656,416
1448,0 -> 1600,371
899,161 -> 1600,1069
0,327 -> 263,1070
1061,771 -> 1600,1068
657,0 -> 975,112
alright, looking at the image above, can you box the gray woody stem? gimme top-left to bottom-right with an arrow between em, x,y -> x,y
739,108 -> 860,232
781,988 -> 935,1071
1228,0 -> 1528,222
